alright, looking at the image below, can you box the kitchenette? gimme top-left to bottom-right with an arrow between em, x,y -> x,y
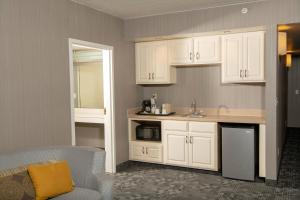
128,28 -> 266,181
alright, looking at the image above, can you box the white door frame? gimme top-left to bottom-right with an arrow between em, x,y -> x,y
68,38 -> 116,173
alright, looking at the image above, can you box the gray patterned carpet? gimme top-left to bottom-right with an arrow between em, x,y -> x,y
113,130 -> 300,200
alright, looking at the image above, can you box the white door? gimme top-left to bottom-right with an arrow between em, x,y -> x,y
153,41 -> 169,83
222,34 -> 243,83
69,39 -> 116,173
164,131 -> 189,166
243,31 -> 265,82
168,38 -> 194,65
189,132 -> 216,170
194,36 -> 221,64
136,42 -> 153,83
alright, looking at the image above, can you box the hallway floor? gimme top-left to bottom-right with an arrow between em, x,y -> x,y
113,130 -> 300,200
277,128 -> 300,188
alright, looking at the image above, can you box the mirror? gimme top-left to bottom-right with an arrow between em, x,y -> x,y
72,46 -> 104,109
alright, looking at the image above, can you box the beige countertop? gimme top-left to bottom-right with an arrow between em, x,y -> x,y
128,108 -> 266,124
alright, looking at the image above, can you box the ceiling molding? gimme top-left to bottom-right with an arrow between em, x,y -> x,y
71,0 -> 268,20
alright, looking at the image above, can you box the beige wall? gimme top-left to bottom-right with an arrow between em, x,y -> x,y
75,123 -> 105,148
124,0 -> 300,180
143,66 -> 265,109
0,0 -> 141,165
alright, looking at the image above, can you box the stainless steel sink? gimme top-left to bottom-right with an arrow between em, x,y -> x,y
184,113 -> 206,118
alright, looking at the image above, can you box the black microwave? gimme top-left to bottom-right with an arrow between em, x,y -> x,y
136,124 -> 161,141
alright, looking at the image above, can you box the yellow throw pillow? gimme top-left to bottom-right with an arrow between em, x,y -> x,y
28,160 -> 74,200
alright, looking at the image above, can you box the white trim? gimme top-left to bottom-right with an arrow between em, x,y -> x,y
68,38 -> 116,173
74,108 -> 105,124
259,124 -> 266,178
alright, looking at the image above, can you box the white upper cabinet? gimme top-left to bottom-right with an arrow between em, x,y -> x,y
136,30 -> 265,85
136,42 -> 153,83
243,32 -> 265,81
136,41 -> 176,84
168,36 -> 221,66
222,33 -> 244,83
222,31 -> 265,83
168,38 -> 194,65
193,36 -> 221,64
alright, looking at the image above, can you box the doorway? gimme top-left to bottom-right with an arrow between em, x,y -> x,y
68,39 -> 116,173
277,23 -> 300,186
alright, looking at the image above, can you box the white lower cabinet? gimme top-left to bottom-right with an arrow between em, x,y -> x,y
163,121 -> 218,171
189,132 -> 216,170
129,141 -> 163,163
164,131 -> 189,166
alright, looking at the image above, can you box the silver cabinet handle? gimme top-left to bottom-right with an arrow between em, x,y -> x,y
190,136 -> 193,144
245,69 -> 248,77
240,70 -> 242,78
142,147 -> 145,154
148,73 -> 151,80
152,73 -> 154,80
186,136 -> 189,143
146,147 -> 148,154
190,52 -> 193,61
196,52 -> 200,60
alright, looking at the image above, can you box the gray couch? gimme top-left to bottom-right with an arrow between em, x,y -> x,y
0,146 -> 113,200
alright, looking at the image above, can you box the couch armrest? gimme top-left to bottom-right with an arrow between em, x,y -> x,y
60,147 -> 106,189
91,173 -> 114,200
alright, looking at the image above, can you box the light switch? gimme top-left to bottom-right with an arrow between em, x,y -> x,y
295,90 -> 300,95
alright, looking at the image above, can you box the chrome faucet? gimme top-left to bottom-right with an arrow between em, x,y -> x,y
217,105 -> 229,115
191,99 -> 199,115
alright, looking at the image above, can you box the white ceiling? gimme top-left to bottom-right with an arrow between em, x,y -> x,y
71,0 -> 266,19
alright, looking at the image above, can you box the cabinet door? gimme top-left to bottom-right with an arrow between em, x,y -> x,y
153,41 -> 169,83
164,131 -> 189,166
189,132 -> 216,170
136,42 -> 153,84
243,31 -> 265,82
145,144 -> 163,163
129,142 -> 147,161
194,36 -> 221,64
168,38 -> 194,65
222,34 -> 243,83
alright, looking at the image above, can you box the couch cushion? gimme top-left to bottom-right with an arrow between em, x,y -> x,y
0,171 -> 36,200
28,160 -> 73,200
50,187 -> 102,200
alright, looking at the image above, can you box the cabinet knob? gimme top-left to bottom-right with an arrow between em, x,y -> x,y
148,73 -> 151,80
190,52 -> 193,61
190,136 -> 193,144
186,136 -> 189,143
245,69 -> 248,77
196,52 -> 200,60
152,73 -> 155,80
142,147 -> 145,154
146,147 -> 148,154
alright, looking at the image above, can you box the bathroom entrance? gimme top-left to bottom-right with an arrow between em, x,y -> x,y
68,39 -> 115,173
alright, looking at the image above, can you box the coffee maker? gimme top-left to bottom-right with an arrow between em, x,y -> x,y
142,100 -> 151,113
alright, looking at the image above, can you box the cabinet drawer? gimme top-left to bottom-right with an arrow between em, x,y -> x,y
189,122 -> 216,133
163,121 -> 188,132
